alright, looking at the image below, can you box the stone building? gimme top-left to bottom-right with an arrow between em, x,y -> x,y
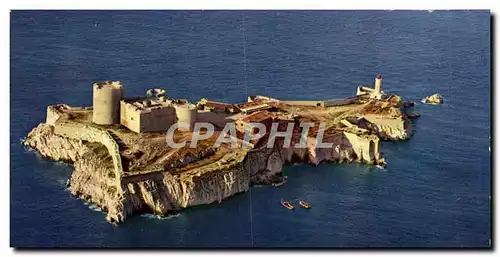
235,110 -> 274,135
92,81 -> 124,125
235,101 -> 272,114
120,96 -> 177,133
356,74 -> 384,100
196,99 -> 238,114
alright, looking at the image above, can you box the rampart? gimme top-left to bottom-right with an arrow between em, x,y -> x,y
255,96 -> 358,108
52,121 -> 123,190
342,131 -> 380,162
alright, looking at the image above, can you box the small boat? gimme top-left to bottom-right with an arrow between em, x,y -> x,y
299,200 -> 311,209
280,200 -> 294,210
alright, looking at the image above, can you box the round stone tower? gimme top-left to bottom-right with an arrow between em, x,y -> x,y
374,74 -> 383,94
174,103 -> 197,131
92,81 -> 123,125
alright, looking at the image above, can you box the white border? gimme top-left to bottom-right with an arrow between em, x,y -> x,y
3,0 -> 499,255
3,0 -> 500,10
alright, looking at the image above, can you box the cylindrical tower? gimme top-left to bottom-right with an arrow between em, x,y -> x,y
92,81 -> 123,125
146,88 -> 166,98
374,74 -> 383,93
174,104 -> 197,131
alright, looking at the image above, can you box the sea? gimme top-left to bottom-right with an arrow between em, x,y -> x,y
10,10 -> 491,248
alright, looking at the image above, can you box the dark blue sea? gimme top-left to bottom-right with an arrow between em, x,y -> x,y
10,10 -> 491,248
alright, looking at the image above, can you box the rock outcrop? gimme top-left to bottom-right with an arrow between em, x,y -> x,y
23,120 -> 386,224
424,93 -> 444,105
23,123 -> 126,223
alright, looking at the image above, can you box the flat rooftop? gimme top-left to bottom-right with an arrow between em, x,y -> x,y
122,96 -> 172,111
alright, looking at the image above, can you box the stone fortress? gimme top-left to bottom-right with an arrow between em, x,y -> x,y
92,81 -> 197,133
23,74 -> 419,224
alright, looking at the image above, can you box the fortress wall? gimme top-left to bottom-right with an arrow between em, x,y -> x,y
323,98 -> 358,107
280,100 -> 325,107
196,111 -> 233,129
53,121 -> 123,188
139,107 -> 176,133
174,105 -> 197,131
120,101 -> 142,133
46,106 -> 62,125
249,95 -> 280,103
343,132 -> 380,163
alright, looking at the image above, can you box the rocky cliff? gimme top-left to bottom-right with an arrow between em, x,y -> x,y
23,122 -> 252,223
24,123 -> 126,223
244,131 -> 384,184
120,150 -> 250,221
23,120 -> 384,224
363,116 -> 413,140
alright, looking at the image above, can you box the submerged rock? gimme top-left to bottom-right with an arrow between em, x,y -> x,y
424,93 -> 444,105
407,112 -> 420,119
401,101 -> 415,108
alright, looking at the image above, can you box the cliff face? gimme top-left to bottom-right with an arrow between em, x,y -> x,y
121,163 -> 249,218
23,123 -> 126,223
364,116 -> 413,140
23,123 -> 251,223
24,124 -> 91,163
243,131 -> 383,185
23,121 -> 384,224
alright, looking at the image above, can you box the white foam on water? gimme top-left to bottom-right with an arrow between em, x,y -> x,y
140,213 -> 180,220
88,205 -> 102,212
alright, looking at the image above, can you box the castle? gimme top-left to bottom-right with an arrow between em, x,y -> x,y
91,74 -> 387,134
92,81 -> 196,133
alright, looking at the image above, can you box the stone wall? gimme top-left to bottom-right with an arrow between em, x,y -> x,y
323,97 -> 358,107
53,121 -> 123,189
46,106 -> 62,125
280,100 -> 325,107
120,101 -> 176,133
343,132 -> 380,163
139,107 -> 176,133
120,101 -> 142,133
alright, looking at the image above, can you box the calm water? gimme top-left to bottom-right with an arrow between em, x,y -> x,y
10,10 -> 491,248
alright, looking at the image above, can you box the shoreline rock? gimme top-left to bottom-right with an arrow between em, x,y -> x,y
423,93 -> 444,105
23,121 -> 390,224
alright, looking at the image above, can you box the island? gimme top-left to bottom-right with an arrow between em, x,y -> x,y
22,75 -> 419,224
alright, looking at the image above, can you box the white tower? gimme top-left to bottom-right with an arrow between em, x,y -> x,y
374,74 -> 383,94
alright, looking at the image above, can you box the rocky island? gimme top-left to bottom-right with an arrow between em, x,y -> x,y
23,75 -> 418,224
423,93 -> 444,105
